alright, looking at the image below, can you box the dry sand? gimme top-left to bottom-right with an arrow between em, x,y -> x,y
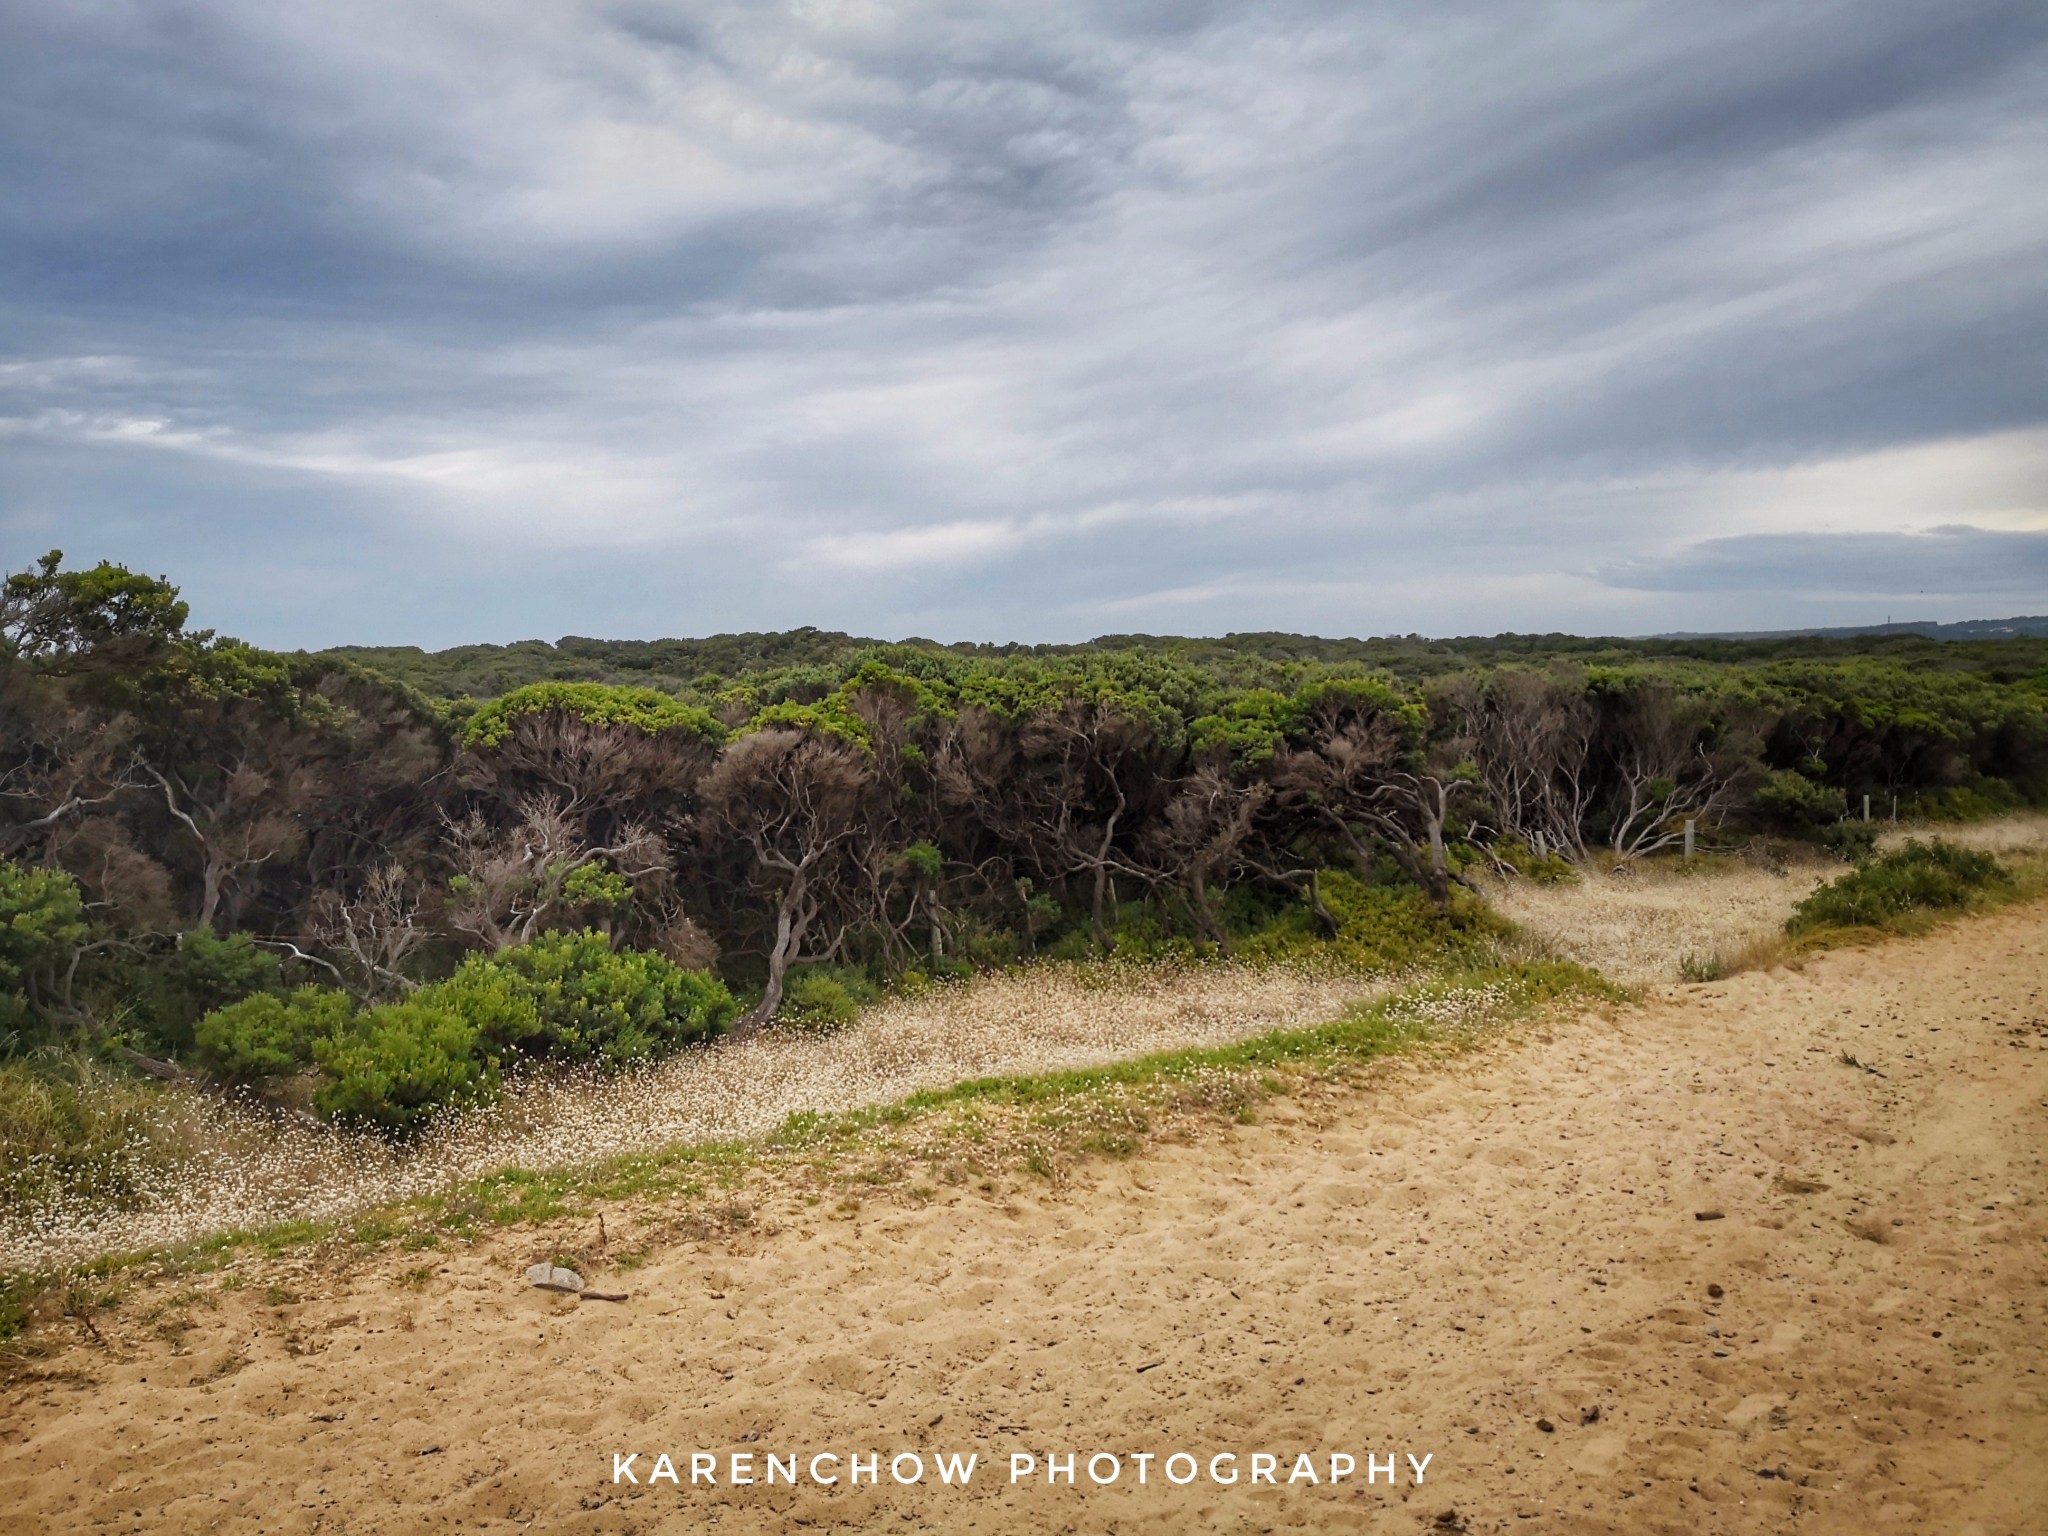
4,901 -> 2045,1534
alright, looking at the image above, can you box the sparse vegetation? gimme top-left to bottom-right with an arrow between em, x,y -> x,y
1678,953 -> 1723,983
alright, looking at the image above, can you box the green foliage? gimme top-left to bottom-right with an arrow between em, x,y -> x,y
1787,840 -> 2013,936
1,549 -> 189,663
462,681 -> 725,750
0,862 -> 88,1019
174,935 -> 744,1133
1906,779 -> 2024,822
1755,768 -> 1847,830
410,963 -> 543,1055
1753,769 -> 1874,858
192,986 -> 356,1083
451,930 -> 738,1067
898,840 -> 943,882
140,932 -> 284,1055
742,694 -> 875,748
1188,689 -> 1298,763
313,1002 -> 500,1132
561,863 -> 632,913
1678,953 -> 1724,983
781,966 -> 882,1031
1484,838 -> 1578,884
1816,821 -> 1879,860
1230,869 -> 1507,972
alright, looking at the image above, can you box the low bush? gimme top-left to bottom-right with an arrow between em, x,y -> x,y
0,861 -> 89,1042
192,986 -> 356,1083
1482,837 -> 1579,884
1231,869 -> 1509,973
781,965 -> 882,1030
1754,769 -> 1874,859
413,963 -> 543,1055
1905,779 -> 2025,823
469,930 -> 738,1066
290,931 -> 736,1129
312,1002 -> 499,1133
1678,953 -> 1723,983
1813,820 -> 1879,860
1787,839 -> 2013,936
1755,768 -> 1846,830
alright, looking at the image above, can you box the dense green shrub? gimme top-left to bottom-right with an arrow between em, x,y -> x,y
191,986 -> 356,1083
1816,822 -> 1879,860
1906,779 -> 2024,822
1231,869 -> 1506,972
1755,769 -> 1847,831
470,930 -> 737,1065
0,861 -> 89,1039
140,931 -> 284,1055
312,1002 -> 499,1132
780,965 -> 881,1030
1752,769 -> 1877,858
182,934 -> 740,1131
1480,837 -> 1578,884
461,680 -> 723,749
412,963 -> 543,1055
1787,840 -> 2012,935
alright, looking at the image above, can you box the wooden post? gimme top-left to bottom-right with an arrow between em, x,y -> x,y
1862,794 -> 1871,823
1683,819 -> 1696,859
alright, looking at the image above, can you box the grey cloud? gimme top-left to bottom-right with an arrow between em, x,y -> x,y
1,1 -> 2045,645
1597,527 -> 2048,596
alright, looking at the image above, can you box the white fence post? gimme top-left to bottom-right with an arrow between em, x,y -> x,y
1683,819 -> 1695,859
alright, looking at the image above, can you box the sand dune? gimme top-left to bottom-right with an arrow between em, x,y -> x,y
4,898 -> 2044,1534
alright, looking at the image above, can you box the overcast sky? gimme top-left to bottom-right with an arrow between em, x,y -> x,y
3,1 -> 2044,648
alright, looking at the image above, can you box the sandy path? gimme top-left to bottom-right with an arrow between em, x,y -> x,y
4,906 -> 2044,1535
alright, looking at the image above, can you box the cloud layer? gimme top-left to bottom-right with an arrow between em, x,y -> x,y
3,1 -> 2045,645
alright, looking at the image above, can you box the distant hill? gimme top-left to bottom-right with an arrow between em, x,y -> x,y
1655,616 -> 2048,641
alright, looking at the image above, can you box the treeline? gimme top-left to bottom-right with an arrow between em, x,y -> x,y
327,624 -> 2048,700
5,551 -> 2046,1128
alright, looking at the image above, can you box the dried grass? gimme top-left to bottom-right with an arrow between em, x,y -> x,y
1481,855 -> 1834,987
1492,812 -> 2048,987
1878,810 -> 2048,859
